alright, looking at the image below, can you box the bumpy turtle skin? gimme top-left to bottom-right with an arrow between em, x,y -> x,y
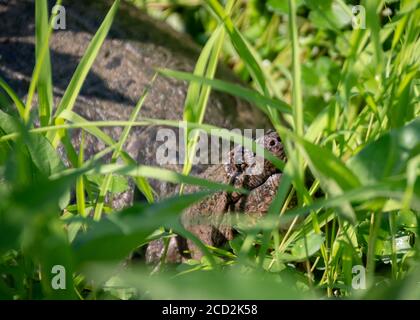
146,131 -> 287,263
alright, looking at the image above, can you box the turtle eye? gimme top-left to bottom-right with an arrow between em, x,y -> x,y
269,139 -> 276,147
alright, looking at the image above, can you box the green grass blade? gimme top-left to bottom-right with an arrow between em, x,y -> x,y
48,0 -> 120,147
52,163 -> 247,196
206,0 -> 268,94
182,24 -> 226,181
180,0 -> 235,185
76,130 -> 87,217
288,0 -> 304,137
183,25 -> 223,125
73,191 -> 219,269
52,111 -> 155,203
35,0 -> 54,127
93,76 -> 155,220
1,114 -> 287,172
287,0 -> 307,211
24,0 -> 61,123
296,137 -> 360,223
298,138 -> 361,191
0,76 -> 25,117
205,0 -> 282,124
158,68 -> 293,115
363,0 -> 384,72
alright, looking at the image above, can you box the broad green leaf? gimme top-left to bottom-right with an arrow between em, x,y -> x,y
267,0 -> 304,15
298,137 -> 361,190
292,135 -> 360,222
304,0 -> 333,10
348,118 -> 420,185
0,109 -> 20,134
87,174 -> 129,195
291,232 -> 325,260
307,1 -> 351,31
0,110 -> 66,177
22,216 -> 76,299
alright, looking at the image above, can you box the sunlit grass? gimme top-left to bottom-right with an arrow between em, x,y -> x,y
0,0 -> 419,299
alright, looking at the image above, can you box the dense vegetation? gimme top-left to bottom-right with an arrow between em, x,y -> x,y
0,0 -> 419,299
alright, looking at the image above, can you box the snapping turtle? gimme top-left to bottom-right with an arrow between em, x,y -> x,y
0,0 -> 285,262
146,130 -> 287,263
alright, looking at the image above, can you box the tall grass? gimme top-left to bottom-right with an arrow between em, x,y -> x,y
0,0 -> 419,299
